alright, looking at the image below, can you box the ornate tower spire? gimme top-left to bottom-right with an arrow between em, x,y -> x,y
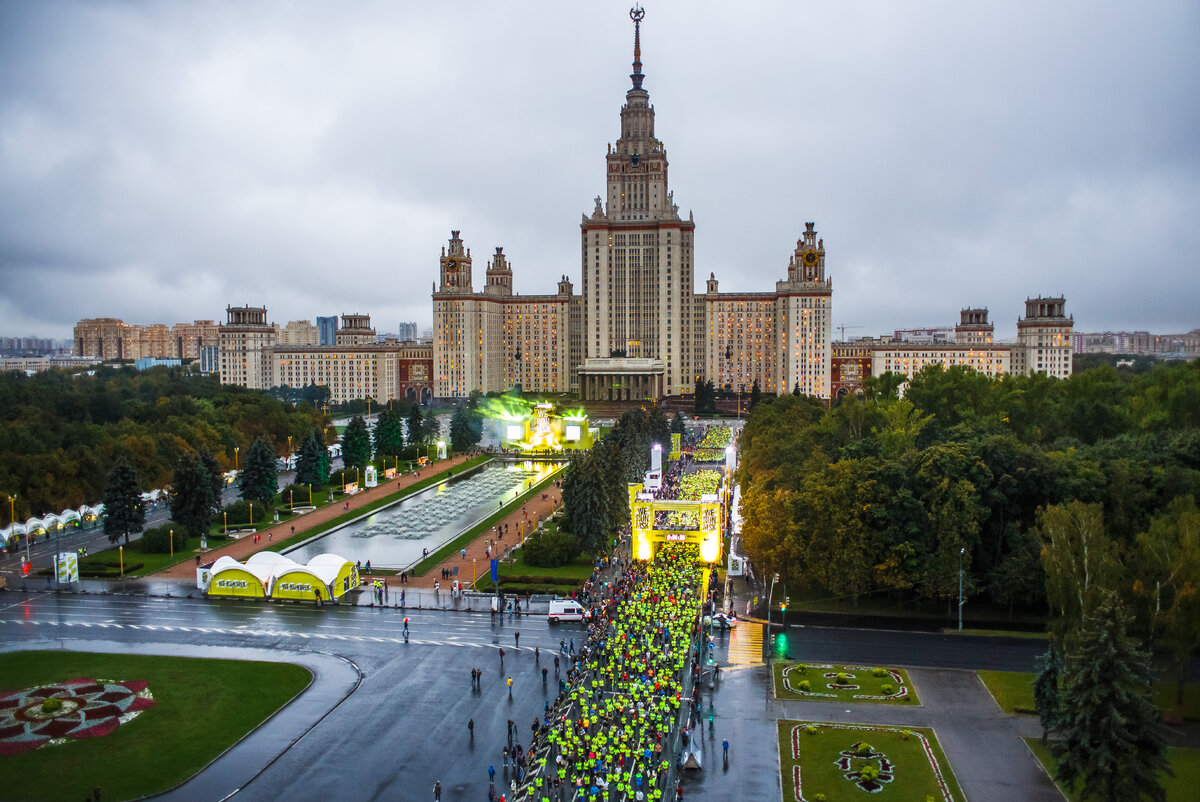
629,5 -> 645,91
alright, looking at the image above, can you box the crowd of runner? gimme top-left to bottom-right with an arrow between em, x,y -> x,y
500,543 -> 705,802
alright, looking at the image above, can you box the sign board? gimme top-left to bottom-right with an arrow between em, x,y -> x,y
490,559 -> 499,582
727,555 -> 744,576
344,482 -> 359,495
384,468 -> 397,479
364,465 -> 378,488
436,441 -> 448,460
55,552 -> 79,583
197,567 -> 211,590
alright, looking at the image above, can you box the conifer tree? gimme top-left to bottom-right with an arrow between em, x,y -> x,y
170,453 -> 214,538
295,432 -> 324,487
373,407 -> 406,460
342,415 -> 372,473
1034,640 -> 1063,745
102,459 -> 144,545
1055,595 -> 1171,802
238,437 -> 279,507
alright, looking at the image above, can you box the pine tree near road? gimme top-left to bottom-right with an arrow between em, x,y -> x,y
373,407 -> 406,460
295,432 -> 324,487
102,459 -> 145,545
1055,594 -> 1171,802
1034,640 -> 1062,745
198,450 -> 224,516
169,454 -> 215,537
342,415 -> 372,473
238,438 -> 279,507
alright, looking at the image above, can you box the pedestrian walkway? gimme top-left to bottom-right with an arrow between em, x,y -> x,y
724,621 -> 763,666
153,454 -> 478,579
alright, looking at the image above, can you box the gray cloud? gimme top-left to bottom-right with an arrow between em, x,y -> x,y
2,0 -> 1197,340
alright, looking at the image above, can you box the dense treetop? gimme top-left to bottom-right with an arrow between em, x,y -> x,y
737,360 -> 1200,609
0,366 -> 326,517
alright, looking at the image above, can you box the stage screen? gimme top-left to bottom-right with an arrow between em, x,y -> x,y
506,424 -> 524,441
565,425 -> 582,441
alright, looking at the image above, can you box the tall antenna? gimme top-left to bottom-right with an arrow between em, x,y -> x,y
630,5 -> 645,90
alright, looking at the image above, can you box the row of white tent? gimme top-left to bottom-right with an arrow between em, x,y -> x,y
3,443 -> 346,543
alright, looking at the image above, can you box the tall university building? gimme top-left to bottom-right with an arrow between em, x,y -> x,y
433,10 -> 1072,401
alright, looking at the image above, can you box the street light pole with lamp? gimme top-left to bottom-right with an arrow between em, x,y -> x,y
234,447 -> 239,472
766,572 -> 779,669
958,547 -> 965,631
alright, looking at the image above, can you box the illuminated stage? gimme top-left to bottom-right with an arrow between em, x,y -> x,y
484,399 -> 594,453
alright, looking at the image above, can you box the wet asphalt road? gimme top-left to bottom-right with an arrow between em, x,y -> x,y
0,591 -> 1061,801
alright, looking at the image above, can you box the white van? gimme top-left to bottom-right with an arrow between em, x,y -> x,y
547,600 -> 586,624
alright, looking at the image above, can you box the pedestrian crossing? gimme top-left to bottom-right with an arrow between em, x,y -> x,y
0,618 -> 513,649
725,621 -> 763,666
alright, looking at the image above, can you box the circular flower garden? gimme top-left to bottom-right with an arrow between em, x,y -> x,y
0,677 -> 156,755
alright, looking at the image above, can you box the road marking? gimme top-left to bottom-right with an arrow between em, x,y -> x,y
726,622 -> 764,666
0,618 -> 535,650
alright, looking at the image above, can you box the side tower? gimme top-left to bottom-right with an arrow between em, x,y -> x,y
1015,296 -> 1073,378
775,223 -> 833,397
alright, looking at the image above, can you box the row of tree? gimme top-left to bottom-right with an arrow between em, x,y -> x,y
738,361 -> 1200,611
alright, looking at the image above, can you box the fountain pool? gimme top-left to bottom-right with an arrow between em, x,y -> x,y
284,460 -> 564,568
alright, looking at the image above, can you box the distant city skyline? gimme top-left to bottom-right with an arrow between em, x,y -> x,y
2,1 -> 1197,340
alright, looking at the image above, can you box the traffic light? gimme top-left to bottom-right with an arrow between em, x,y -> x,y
22,560 -> 30,577
775,632 -> 788,656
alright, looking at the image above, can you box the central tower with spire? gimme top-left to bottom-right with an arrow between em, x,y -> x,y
578,5 -> 698,398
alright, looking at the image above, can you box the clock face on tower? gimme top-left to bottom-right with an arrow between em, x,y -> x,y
803,251 -> 818,267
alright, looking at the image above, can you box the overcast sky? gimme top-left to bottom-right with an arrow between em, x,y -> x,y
2,0 -> 1197,341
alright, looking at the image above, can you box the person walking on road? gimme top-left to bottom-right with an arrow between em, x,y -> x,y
433,780 -> 441,801
722,738 -> 729,762
468,718 -> 474,739
514,631 -> 520,648
506,676 -> 513,697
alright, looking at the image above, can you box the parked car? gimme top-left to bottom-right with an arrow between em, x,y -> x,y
702,612 -> 738,630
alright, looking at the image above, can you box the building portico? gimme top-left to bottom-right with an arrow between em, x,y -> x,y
576,358 -> 666,401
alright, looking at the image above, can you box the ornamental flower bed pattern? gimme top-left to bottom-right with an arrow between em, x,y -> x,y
778,663 -> 916,703
784,722 -> 959,802
0,678 -> 156,755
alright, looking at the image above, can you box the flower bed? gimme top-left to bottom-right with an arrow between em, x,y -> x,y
775,662 -> 920,705
0,678 -> 156,755
780,720 -> 964,802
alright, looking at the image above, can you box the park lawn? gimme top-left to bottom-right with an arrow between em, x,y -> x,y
979,670 -> 1200,721
780,720 -> 964,802
977,670 -> 1037,715
0,651 -> 311,802
1025,738 -> 1199,802
776,662 -> 921,705
945,628 -> 1048,639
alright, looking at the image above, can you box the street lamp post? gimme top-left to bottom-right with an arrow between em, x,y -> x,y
234,447 -> 239,472
958,547 -> 965,632
223,511 -> 228,534
766,572 -> 779,669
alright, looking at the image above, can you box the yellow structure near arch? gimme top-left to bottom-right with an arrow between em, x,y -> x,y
629,482 -> 724,564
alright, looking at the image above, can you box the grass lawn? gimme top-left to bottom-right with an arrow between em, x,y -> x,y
780,720 -> 964,801
0,651 -> 311,802
775,662 -> 921,705
978,670 -> 1200,721
469,536 -> 595,594
1025,738 -> 1199,802
944,628 -> 1048,639
976,670 -> 1037,715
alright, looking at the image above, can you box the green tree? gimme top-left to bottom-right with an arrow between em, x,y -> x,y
238,437 -> 279,507
169,454 -> 214,537
449,406 -> 474,454
1037,501 -> 1122,638
671,411 -> 686,435
102,459 -> 145,545
313,427 -> 331,482
198,450 -> 224,517
407,405 -> 426,447
1055,595 -> 1170,802
1033,641 -> 1062,745
342,415 -> 372,472
373,407 -> 406,460
750,379 -> 761,407
1131,495 -> 1200,704
648,405 -> 670,450
295,432 -> 324,487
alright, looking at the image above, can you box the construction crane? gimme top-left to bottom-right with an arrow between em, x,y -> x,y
836,324 -> 864,342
